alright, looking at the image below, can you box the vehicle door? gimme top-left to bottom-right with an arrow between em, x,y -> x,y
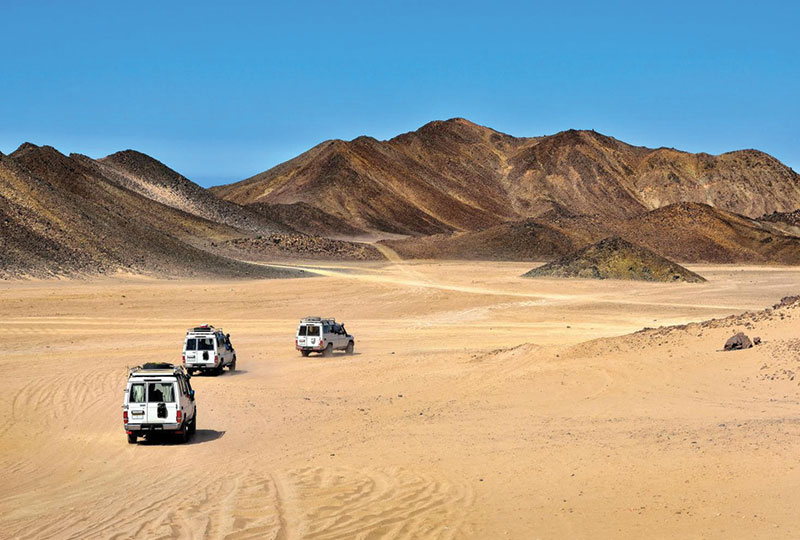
321,325 -> 330,348
195,336 -> 215,366
300,324 -> 321,349
215,333 -> 228,366
145,380 -> 178,424
184,337 -> 198,366
127,382 -> 147,426
182,375 -> 196,419
332,325 -> 342,349
176,375 -> 193,422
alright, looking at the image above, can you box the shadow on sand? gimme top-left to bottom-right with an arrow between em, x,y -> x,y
190,368 -> 245,377
134,429 -> 225,446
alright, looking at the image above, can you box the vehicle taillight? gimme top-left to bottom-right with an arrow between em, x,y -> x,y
182,354 -> 186,364
123,411 -> 128,424
176,410 -> 182,423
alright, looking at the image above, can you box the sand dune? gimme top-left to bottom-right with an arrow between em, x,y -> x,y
1,262 -> 799,539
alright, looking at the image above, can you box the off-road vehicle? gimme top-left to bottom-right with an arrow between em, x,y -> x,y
183,324 -> 236,375
295,316 -> 354,357
123,363 -> 196,444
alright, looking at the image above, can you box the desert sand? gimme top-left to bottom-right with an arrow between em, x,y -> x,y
1,261 -> 799,539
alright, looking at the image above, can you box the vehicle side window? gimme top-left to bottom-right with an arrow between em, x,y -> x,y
177,376 -> 187,396
129,384 -> 145,403
323,325 -> 330,334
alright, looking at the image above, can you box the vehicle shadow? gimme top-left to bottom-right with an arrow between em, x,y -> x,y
190,369 -> 244,377
221,369 -> 248,376
303,352 -> 363,358
187,429 -> 225,445
136,429 -> 225,446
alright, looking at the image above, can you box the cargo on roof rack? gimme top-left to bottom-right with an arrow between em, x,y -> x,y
189,324 -> 216,333
301,316 -> 336,323
128,363 -> 187,377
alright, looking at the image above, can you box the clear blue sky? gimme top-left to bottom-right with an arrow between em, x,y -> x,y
1,0 -> 798,187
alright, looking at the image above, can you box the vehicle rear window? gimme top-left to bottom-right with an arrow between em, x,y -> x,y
185,338 -> 197,350
306,325 -> 320,336
147,382 -> 175,403
129,383 -> 145,403
298,325 -> 307,336
197,338 -> 214,351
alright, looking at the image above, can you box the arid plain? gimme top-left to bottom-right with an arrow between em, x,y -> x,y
1,260 -> 799,540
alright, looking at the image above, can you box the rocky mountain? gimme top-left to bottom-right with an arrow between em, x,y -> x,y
0,144 -> 304,279
381,219 -> 578,261
77,150 -> 285,234
246,201 -> 368,238
383,202 -> 800,264
523,237 -> 706,282
212,118 -> 800,235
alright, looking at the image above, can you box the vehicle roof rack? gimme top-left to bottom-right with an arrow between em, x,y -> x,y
301,316 -> 336,323
187,324 -> 219,333
129,363 -> 187,377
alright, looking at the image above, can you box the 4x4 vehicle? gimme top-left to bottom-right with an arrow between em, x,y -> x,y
183,325 -> 236,375
295,316 -> 354,357
123,363 -> 196,444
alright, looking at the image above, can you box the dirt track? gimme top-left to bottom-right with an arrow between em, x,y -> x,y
1,261 -> 799,539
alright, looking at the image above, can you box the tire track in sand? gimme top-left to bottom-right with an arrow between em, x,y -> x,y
283,466 -> 473,540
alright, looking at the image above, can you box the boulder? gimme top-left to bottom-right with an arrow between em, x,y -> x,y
724,332 -> 753,351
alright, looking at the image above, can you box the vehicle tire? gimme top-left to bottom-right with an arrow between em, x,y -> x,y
323,343 -> 333,357
216,364 -> 224,376
345,341 -> 354,355
229,356 -> 236,371
187,368 -> 195,376
177,427 -> 189,444
301,350 -> 310,357
188,414 -> 196,436
127,433 -> 137,444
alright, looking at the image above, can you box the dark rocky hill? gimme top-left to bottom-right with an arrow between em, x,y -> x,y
522,237 -> 706,282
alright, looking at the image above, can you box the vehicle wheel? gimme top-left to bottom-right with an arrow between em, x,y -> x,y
188,414 -> 196,436
229,356 -> 236,371
323,343 -> 333,357
127,433 -> 137,444
301,350 -> 310,357
216,364 -> 224,376
345,341 -> 354,355
177,427 -> 189,444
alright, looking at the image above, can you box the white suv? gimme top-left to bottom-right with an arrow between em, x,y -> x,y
183,325 -> 236,375
123,363 -> 196,444
295,317 -> 354,357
